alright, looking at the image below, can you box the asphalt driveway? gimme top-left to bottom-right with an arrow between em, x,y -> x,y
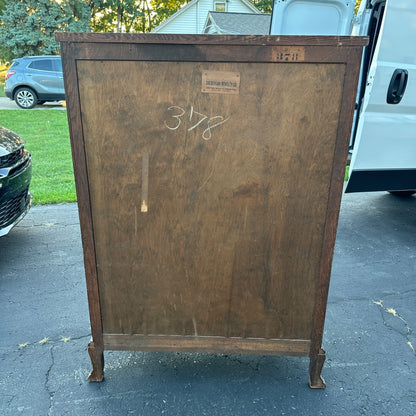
1,191 -> 415,415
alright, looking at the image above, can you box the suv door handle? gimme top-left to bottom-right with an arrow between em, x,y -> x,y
387,69 -> 408,104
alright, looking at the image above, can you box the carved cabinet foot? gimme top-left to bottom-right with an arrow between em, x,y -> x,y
87,342 -> 104,382
309,348 -> 326,389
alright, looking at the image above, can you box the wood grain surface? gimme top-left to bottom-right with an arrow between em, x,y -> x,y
76,60 -> 344,340
57,34 -> 367,384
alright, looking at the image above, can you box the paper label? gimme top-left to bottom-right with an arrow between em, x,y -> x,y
202,71 -> 240,95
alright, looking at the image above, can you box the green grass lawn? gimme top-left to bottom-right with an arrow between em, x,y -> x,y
0,82 -> 5,97
0,110 -> 76,205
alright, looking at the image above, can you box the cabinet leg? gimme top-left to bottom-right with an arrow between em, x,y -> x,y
309,348 -> 326,389
87,341 -> 104,382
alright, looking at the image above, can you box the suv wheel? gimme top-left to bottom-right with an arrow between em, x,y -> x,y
15,87 -> 37,109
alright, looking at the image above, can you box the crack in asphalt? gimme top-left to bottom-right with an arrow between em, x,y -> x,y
373,300 -> 415,356
46,345 -> 55,416
328,289 -> 416,305
17,333 -> 91,350
42,334 -> 91,415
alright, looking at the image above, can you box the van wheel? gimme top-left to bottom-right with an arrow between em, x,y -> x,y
15,87 -> 37,109
388,190 -> 416,197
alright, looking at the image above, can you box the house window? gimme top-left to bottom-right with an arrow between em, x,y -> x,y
214,1 -> 227,12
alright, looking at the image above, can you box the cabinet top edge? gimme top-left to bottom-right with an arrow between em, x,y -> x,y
55,33 -> 368,47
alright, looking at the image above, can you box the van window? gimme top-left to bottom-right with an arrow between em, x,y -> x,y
365,1 -> 386,76
350,1 -> 386,149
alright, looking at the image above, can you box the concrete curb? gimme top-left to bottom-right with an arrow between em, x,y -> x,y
0,96 -> 66,110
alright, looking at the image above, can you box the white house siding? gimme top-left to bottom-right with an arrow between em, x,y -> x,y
156,3 -> 199,33
152,0 -> 259,34
227,2 -> 255,13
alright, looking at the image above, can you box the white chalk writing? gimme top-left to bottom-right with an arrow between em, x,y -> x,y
164,106 -> 185,131
164,105 -> 230,141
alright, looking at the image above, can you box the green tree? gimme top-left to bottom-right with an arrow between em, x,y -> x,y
88,0 -> 275,33
89,0 -> 189,33
90,0 -> 141,32
149,0 -> 190,31
0,0 -> 91,61
0,0 -> 7,61
249,0 -> 272,14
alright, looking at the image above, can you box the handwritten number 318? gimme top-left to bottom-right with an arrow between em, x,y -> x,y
164,105 -> 230,141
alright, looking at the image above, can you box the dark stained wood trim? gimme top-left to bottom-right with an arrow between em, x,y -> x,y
59,43 -> 364,65
56,32 -> 368,47
103,334 -> 311,356
309,47 -> 365,359
60,41 -> 104,351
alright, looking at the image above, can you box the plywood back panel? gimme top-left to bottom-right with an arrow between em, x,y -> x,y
77,60 -> 344,340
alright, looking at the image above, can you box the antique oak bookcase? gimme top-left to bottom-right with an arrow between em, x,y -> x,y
56,33 -> 367,388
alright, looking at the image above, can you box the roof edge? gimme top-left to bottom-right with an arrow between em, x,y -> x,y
151,0 -> 199,33
151,0 -> 261,32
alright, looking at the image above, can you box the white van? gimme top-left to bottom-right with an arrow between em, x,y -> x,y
270,0 -> 416,195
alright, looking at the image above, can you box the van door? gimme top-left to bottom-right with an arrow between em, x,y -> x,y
269,0 -> 355,35
346,0 -> 416,192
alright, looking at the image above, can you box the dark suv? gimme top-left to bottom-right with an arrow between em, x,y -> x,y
0,126 -> 32,236
5,56 -> 65,109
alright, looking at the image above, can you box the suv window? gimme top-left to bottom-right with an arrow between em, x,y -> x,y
28,59 -> 54,71
54,59 -> 62,72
